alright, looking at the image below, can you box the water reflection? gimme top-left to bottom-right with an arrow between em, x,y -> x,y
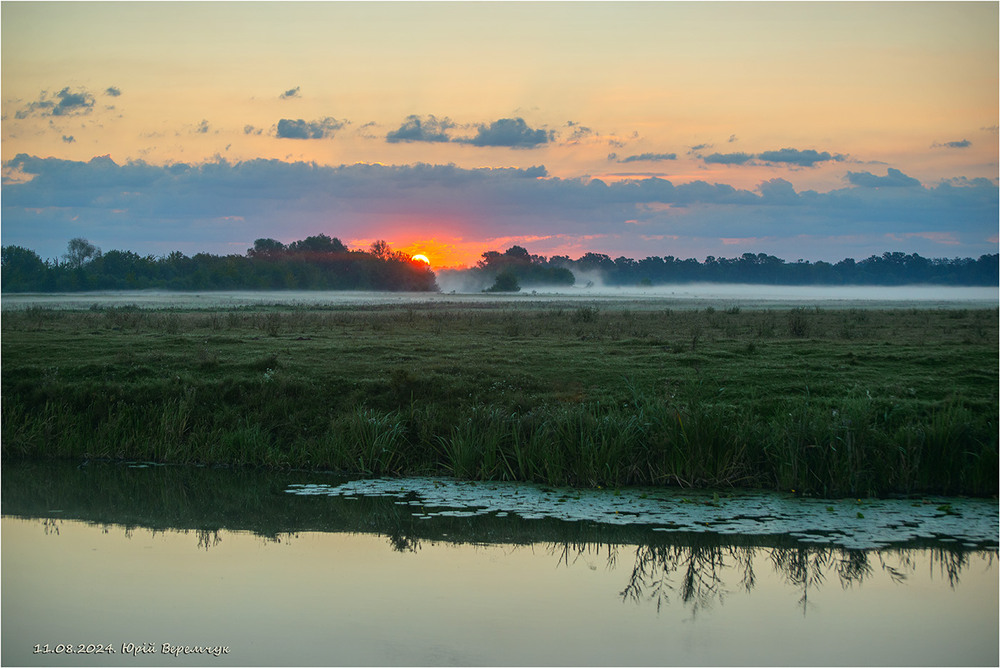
5,460 -> 995,616
22,513 -> 993,618
550,539 -> 991,617
4,461 -> 997,666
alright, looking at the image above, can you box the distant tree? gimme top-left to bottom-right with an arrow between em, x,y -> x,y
484,269 -> 521,292
576,252 -> 614,273
2,237 -> 997,293
369,239 -> 393,261
248,238 -> 286,258
64,237 -> 100,269
503,245 -> 532,264
287,234 -> 347,255
477,250 -> 504,269
1,245 -> 46,290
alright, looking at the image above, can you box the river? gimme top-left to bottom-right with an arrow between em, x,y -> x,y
2,461 -> 997,666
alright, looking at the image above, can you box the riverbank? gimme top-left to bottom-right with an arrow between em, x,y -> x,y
2,301 -> 997,496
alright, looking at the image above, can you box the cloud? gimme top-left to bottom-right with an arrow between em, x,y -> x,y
703,152 -> 754,165
756,148 -> 844,166
14,87 -> 96,119
61,135 -> 75,143
2,154 -> 995,264
563,121 -> 595,143
846,168 -> 921,188
51,87 -> 96,116
195,120 -> 210,134
243,125 -> 263,136
886,231 -> 961,246
932,139 -> 971,148
618,153 -> 677,163
689,143 -> 713,152
701,147 -> 845,167
757,178 -> 798,203
105,86 -> 121,97
385,115 -> 454,143
280,86 -> 301,99
941,176 -> 995,188
275,117 -> 345,139
461,117 -> 551,148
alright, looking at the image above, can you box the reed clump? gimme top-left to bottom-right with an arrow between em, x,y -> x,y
2,302 -> 996,496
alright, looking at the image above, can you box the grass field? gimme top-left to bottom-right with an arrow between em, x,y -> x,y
2,300 -> 997,496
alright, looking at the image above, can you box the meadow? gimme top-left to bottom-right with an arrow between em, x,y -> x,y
2,300 -> 997,496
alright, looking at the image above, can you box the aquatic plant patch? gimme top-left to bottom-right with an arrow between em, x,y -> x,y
286,477 -> 999,551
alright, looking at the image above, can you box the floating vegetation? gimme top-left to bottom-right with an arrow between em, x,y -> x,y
286,477 -> 999,552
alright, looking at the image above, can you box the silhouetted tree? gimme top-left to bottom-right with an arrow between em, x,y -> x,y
1,246 -> 46,290
484,269 -> 521,292
248,238 -> 286,258
288,234 -> 347,255
64,237 -> 100,269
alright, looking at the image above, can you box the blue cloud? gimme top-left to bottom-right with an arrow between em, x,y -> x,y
14,87 -> 96,119
275,118 -> 345,139
757,148 -> 843,166
758,178 -> 799,203
932,139 -> 971,149
846,168 -> 921,188
386,115 -> 454,143
563,121 -> 595,142
703,152 -> 754,165
280,87 -> 301,99
618,153 -> 677,163
2,154 -> 995,263
52,87 -> 95,116
462,117 -> 551,148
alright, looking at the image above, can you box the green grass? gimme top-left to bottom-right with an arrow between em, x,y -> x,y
2,302 -> 997,496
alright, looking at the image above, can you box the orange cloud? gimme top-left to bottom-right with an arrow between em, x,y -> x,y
886,232 -> 961,246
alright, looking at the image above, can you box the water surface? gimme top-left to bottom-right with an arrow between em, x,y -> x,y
3,461 -> 997,666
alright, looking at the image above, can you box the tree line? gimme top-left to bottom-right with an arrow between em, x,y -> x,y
471,246 -> 998,289
1,235 -> 438,292
2,237 -> 996,292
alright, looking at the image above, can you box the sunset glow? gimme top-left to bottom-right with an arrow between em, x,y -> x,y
1,2 -> 996,264
411,254 -> 431,265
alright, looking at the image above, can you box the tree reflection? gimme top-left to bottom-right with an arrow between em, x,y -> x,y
196,529 -> 222,551
615,543 -> 756,616
546,538 -> 993,617
41,517 -> 60,536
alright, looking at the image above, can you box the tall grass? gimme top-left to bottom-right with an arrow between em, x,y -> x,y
3,304 -> 996,496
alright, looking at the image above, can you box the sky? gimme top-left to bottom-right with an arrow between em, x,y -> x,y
2,1 -> 998,268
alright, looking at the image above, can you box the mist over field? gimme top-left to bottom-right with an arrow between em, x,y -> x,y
435,263 -> 998,305
518,282 -> 1000,304
3,283 -> 996,312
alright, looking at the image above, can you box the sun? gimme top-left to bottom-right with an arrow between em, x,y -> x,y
411,254 -> 431,265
